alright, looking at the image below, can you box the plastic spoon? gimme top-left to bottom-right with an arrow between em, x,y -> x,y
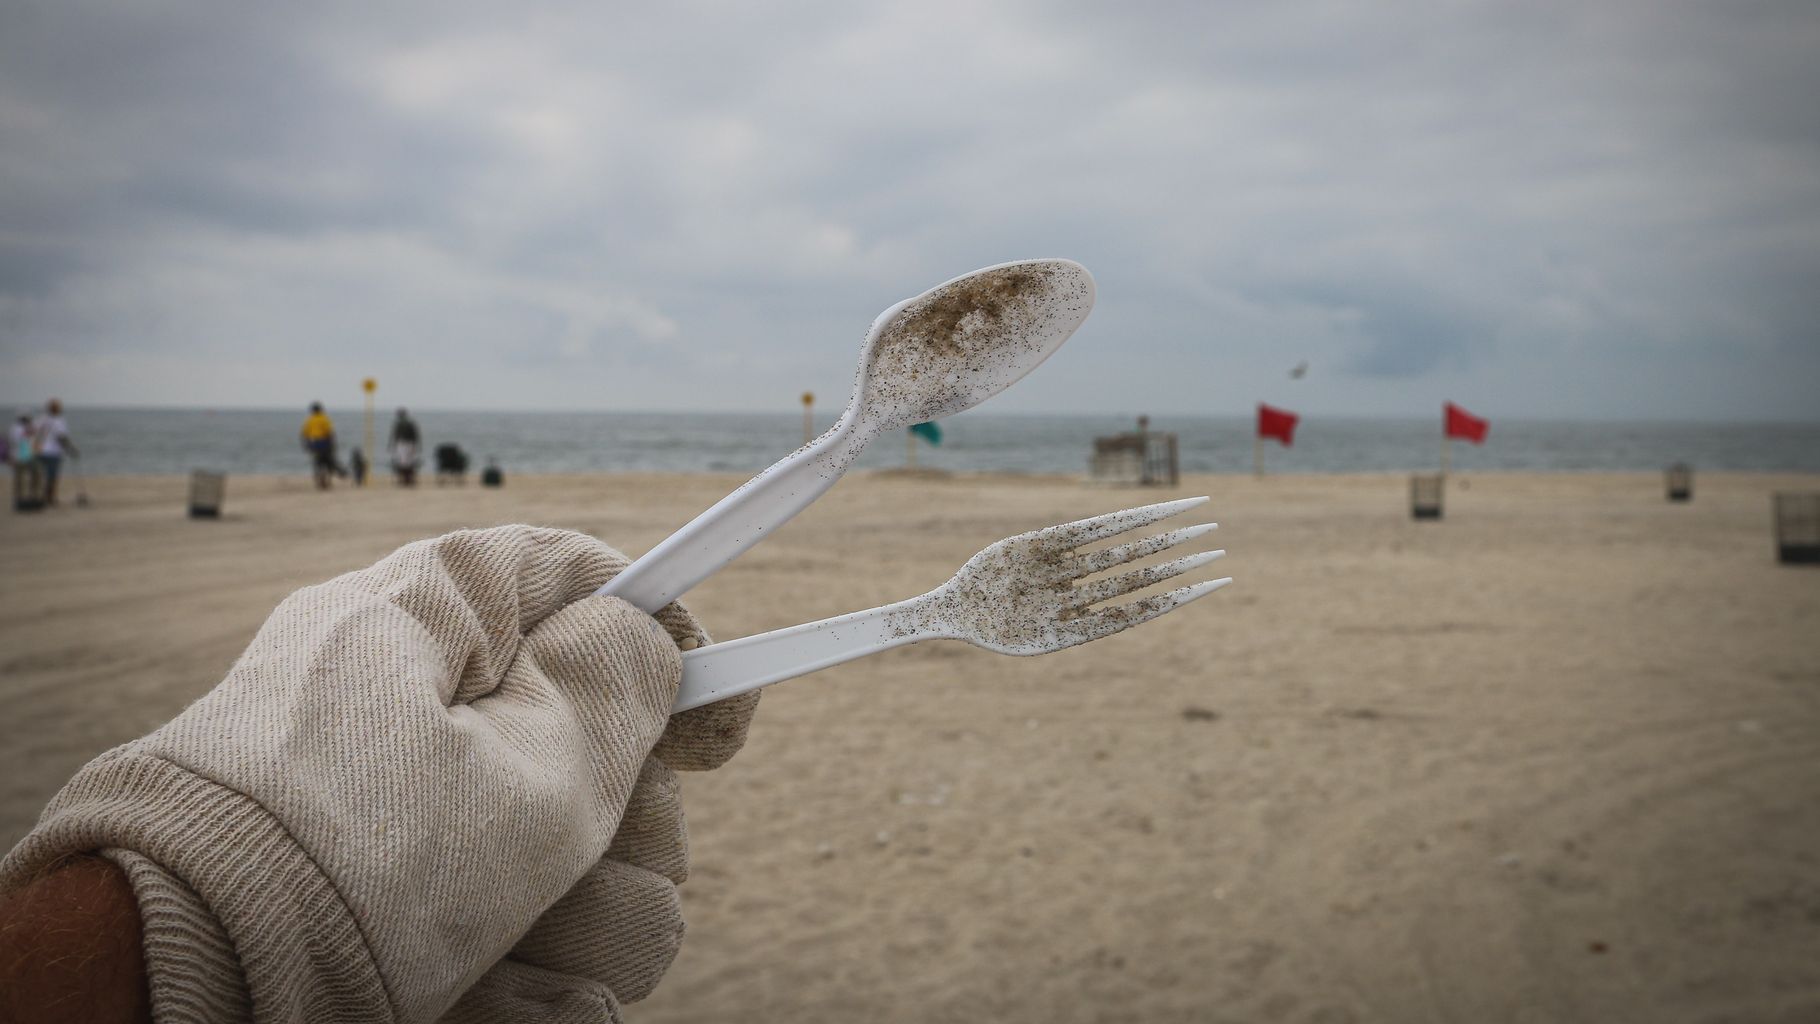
599,258 -> 1095,612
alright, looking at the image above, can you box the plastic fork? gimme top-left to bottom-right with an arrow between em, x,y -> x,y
673,497 -> 1230,711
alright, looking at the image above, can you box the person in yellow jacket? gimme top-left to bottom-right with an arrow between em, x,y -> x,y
299,402 -> 343,490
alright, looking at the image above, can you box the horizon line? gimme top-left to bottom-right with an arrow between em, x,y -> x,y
6,400 -> 1820,427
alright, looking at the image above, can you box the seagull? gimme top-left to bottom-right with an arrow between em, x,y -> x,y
1289,361 -> 1308,379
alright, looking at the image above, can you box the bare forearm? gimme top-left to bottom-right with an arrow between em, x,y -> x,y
0,854 -> 150,1023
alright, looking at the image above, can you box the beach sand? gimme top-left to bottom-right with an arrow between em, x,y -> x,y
2,470 -> 1817,1022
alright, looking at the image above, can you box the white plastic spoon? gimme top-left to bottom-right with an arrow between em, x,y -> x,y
599,258 -> 1096,612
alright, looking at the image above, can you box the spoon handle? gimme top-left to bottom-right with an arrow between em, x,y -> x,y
598,427 -> 868,612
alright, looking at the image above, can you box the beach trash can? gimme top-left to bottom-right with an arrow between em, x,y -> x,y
1411,474 -> 1443,520
12,461 -> 45,512
1666,463 -> 1693,502
189,470 -> 225,519
1773,493 -> 1820,565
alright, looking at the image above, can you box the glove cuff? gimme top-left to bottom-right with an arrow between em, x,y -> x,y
1,750 -> 394,1022
101,849 -> 250,1023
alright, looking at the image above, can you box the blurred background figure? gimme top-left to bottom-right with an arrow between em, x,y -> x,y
31,400 -> 78,507
434,443 -> 468,485
8,411 -> 42,513
349,447 -> 367,487
299,402 -> 340,490
390,408 -> 420,487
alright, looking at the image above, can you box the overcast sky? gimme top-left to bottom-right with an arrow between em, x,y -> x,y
2,0 -> 1816,420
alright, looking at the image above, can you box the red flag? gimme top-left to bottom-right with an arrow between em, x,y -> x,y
1257,403 -> 1299,446
1444,402 -> 1488,443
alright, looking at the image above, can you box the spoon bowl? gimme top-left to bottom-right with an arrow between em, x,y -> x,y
839,259 -> 1095,439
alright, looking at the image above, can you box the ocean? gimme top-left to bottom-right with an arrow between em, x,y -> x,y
27,407 -> 1820,478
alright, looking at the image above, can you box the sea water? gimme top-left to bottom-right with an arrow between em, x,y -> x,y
34,407 -> 1820,478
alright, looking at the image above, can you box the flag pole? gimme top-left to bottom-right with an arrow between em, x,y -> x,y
1441,435 -> 1451,477
1254,435 -> 1263,478
906,428 -> 916,469
361,377 -> 377,487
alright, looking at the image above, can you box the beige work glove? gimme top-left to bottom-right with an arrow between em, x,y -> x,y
0,526 -> 759,1023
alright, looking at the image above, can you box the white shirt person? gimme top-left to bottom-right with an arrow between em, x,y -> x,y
30,399 -> 78,505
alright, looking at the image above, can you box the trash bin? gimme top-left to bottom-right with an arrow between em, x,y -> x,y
189,470 -> 225,519
1773,493 -> 1820,565
1666,463 -> 1692,502
1411,474 -> 1443,520
12,460 -> 45,512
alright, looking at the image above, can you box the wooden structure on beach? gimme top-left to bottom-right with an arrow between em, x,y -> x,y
1089,416 -> 1179,487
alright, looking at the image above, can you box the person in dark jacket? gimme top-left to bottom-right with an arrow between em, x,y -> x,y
389,408 -> 421,486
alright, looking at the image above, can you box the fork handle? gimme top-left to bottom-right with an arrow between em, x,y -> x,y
675,597 -> 938,712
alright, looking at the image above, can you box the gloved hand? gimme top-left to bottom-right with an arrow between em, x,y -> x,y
0,526 -> 759,1023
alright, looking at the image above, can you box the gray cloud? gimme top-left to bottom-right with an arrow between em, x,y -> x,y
2,0 -> 1817,419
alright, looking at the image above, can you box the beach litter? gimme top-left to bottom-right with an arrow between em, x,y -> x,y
567,259 -> 1232,715
673,496 -> 1231,712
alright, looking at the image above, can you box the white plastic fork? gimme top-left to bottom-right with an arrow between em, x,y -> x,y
674,496 -> 1230,711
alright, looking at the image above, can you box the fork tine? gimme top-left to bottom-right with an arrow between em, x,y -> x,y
1075,521 -> 1218,575
1042,496 -> 1209,548
1071,576 -> 1234,643
1074,548 -> 1226,607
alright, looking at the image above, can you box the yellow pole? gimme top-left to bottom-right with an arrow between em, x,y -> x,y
362,377 -> 377,486
801,391 -> 814,445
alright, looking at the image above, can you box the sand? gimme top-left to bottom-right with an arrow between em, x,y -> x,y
2,470 -> 1817,1022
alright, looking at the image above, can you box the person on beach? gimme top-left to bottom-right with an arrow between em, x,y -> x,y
6,412 -> 30,464
0,526 -> 759,1021
8,411 -> 42,511
349,446 -> 368,486
390,407 -> 421,486
31,399 -> 79,506
299,402 -> 340,490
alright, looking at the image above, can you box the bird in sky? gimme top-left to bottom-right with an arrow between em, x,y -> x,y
1289,361 -> 1308,379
